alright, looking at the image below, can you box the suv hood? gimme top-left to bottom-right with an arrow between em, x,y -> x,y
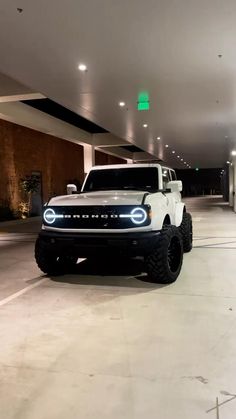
48,190 -> 148,206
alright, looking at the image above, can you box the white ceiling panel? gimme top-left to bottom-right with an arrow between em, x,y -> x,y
0,0 -> 236,167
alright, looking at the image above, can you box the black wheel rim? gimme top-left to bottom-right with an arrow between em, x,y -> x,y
167,236 -> 182,273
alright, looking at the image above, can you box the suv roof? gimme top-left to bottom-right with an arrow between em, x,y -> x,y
90,163 -> 173,171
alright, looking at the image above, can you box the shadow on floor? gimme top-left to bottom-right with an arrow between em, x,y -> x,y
186,195 -> 231,212
0,218 -> 42,234
50,258 -> 167,290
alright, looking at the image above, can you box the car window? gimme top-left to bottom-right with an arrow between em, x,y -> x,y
83,167 -> 159,192
170,170 -> 177,180
162,168 -> 171,189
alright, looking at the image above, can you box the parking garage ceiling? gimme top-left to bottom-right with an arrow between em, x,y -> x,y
0,0 -> 236,168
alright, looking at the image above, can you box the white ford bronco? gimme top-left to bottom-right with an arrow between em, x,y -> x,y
35,163 -> 192,283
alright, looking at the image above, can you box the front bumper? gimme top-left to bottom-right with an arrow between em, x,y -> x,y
38,230 -> 161,257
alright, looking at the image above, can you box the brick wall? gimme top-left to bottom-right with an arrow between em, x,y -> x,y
0,119 -> 84,212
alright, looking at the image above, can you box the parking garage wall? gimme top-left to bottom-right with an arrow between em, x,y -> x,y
176,168 -> 222,196
0,119 -> 84,216
95,150 -> 127,165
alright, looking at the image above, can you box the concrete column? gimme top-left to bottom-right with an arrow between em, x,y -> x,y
83,144 -> 95,176
233,157 -> 236,213
229,164 -> 234,207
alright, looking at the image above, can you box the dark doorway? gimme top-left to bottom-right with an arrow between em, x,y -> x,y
31,171 -> 43,216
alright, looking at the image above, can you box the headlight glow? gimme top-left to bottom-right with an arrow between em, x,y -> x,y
43,206 -> 150,227
43,208 -> 64,224
119,207 -> 148,225
130,207 -> 148,224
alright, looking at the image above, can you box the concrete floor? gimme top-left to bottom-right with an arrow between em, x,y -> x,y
0,196 -> 236,419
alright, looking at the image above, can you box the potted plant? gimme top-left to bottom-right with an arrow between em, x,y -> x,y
19,174 -> 40,218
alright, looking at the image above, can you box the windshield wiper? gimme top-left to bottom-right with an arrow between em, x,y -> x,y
121,186 -> 148,191
82,187 -> 126,192
83,186 -> 157,192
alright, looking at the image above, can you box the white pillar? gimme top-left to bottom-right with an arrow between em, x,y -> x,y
229,164 -> 234,207
83,144 -> 95,175
233,157 -> 236,213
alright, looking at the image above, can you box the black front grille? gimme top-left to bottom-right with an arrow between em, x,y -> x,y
43,205 -> 151,229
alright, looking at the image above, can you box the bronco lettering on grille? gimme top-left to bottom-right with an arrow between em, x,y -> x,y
70,214 -> 119,219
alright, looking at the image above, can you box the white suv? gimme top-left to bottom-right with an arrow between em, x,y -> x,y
35,163 -> 192,283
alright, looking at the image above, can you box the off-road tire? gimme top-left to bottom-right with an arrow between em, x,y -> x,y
145,226 -> 183,284
60,255 -> 78,273
179,212 -> 193,253
35,237 -> 63,276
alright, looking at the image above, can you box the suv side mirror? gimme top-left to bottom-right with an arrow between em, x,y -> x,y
167,180 -> 182,193
67,184 -> 78,195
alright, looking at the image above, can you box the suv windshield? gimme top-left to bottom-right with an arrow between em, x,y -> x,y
82,167 -> 159,192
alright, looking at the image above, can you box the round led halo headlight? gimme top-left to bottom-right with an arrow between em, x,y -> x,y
130,207 -> 147,225
43,208 -> 56,224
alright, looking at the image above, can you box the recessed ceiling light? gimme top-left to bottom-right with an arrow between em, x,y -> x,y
181,158 -> 183,161
157,137 -> 161,140
78,63 -> 87,71
177,155 -> 180,158
231,150 -> 236,156
226,161 -> 230,164
165,144 -> 169,148
143,124 -> 148,128
119,101 -> 125,107
184,162 -> 187,164
172,150 -> 176,154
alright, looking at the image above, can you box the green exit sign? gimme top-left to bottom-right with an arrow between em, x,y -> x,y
138,101 -> 149,111
137,91 -> 150,111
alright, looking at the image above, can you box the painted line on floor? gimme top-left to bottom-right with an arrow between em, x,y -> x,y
206,395 -> 236,414
0,278 -> 48,308
194,246 -> 236,249
194,236 -> 236,239
0,233 -> 37,236
194,240 -> 236,248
